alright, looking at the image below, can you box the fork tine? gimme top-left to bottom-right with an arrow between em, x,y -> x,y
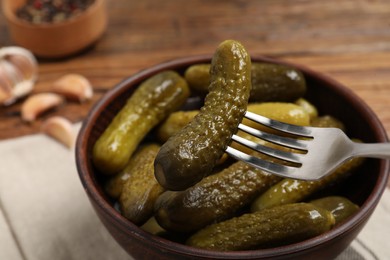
244,111 -> 313,137
225,146 -> 303,179
231,134 -> 304,164
237,123 -> 309,150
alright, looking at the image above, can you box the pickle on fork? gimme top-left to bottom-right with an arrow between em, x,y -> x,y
154,40 -> 252,191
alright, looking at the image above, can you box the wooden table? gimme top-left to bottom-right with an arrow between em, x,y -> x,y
1,1 -> 390,158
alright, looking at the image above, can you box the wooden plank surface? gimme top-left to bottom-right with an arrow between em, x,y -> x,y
1,0 -> 390,142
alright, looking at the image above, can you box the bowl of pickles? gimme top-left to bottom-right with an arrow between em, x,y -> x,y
76,40 -> 389,259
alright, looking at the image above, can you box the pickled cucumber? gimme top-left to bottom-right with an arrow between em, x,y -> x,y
245,102 -> 310,131
250,156 -> 364,212
295,98 -> 318,119
105,143 -> 162,199
154,160 -> 281,232
310,196 -> 359,224
156,104 -> 309,147
311,115 -> 346,131
119,144 -> 164,225
93,71 -> 190,175
140,217 -> 166,236
186,203 -> 335,251
156,102 -> 311,144
156,110 -> 198,143
184,62 -> 306,102
183,64 -> 210,94
154,40 -> 252,191
104,163 -> 131,199
250,62 -> 306,102
156,103 -> 309,159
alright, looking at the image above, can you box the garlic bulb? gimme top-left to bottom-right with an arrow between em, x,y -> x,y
0,47 -> 37,105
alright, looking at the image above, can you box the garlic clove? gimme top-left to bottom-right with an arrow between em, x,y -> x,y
0,85 -> 13,104
0,47 -> 38,105
21,93 -> 64,122
5,53 -> 36,80
0,64 -> 14,104
52,74 -> 93,102
41,116 -> 75,148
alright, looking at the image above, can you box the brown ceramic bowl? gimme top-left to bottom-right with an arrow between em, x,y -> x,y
76,55 -> 389,259
2,0 -> 107,58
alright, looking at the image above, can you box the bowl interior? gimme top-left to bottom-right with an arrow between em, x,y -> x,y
77,55 -> 389,259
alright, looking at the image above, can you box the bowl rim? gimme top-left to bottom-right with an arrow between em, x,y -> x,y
2,0 -> 105,29
76,54 -> 390,258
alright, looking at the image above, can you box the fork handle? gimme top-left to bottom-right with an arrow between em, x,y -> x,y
352,142 -> 390,159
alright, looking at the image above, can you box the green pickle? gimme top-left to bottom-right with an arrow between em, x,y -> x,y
119,144 -> 164,225
310,196 -> 359,224
105,143 -> 163,199
183,64 -> 210,94
311,115 -> 346,131
295,98 -> 318,119
156,110 -> 198,143
140,217 -> 166,236
154,40 -> 252,191
250,62 -> 306,102
245,102 -> 310,130
184,62 -> 306,102
92,70 -> 190,175
187,203 -> 335,251
157,103 -> 310,144
154,160 -> 281,233
104,165 -> 130,199
96,39 -> 366,251
250,156 -> 364,212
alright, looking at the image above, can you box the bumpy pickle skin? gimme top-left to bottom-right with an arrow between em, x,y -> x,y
119,144 -> 165,225
250,116 -> 362,212
157,103 -> 310,158
154,40 -> 252,191
184,62 -> 306,102
250,155 -> 364,212
105,144 -> 163,199
104,165 -> 131,199
92,71 -> 190,175
310,196 -> 359,224
156,102 -> 310,144
154,160 -> 281,233
186,203 -> 335,251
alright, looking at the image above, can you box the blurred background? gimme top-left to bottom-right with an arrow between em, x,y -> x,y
0,0 -> 389,139
0,1 -> 390,260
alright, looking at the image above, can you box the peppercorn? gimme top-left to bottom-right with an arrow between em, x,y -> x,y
16,0 -> 95,24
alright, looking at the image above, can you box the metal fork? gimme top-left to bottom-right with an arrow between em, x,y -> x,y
225,111 -> 390,181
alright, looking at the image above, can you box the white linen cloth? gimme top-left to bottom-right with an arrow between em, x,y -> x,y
0,123 -> 388,260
